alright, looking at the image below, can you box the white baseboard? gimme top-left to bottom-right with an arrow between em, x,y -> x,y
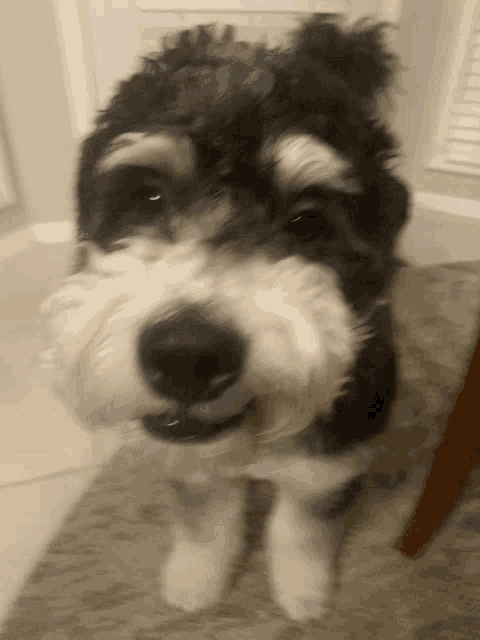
0,222 -> 74,261
0,226 -> 36,260
413,191 -> 480,221
30,221 -> 75,243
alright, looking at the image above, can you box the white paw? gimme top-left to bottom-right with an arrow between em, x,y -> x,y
160,539 -> 230,612
269,555 -> 332,622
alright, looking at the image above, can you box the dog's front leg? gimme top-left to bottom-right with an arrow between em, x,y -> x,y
266,489 -> 343,623
160,478 -> 247,613
250,452 -> 371,623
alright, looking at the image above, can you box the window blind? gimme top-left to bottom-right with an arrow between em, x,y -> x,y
444,17 -> 480,171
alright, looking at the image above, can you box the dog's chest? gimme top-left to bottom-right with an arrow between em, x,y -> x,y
158,428 -> 373,496
245,444 -> 373,498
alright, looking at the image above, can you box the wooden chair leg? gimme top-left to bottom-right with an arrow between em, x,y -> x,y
396,334 -> 480,558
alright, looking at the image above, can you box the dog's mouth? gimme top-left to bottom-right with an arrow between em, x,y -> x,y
142,398 -> 258,443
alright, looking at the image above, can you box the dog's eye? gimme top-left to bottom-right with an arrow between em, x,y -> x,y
283,200 -> 334,243
133,185 -> 164,204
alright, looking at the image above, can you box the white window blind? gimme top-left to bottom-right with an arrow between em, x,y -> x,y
431,6 -> 480,176
446,21 -> 480,170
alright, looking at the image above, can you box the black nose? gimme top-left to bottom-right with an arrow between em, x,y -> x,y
138,308 -> 247,406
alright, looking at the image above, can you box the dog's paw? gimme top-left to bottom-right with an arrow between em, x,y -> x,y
160,539 -> 229,613
268,551 -> 333,622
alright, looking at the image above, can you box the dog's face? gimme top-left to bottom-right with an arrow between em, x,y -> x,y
42,15 -> 408,452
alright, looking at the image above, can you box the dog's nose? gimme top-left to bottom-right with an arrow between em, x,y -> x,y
138,308 -> 247,406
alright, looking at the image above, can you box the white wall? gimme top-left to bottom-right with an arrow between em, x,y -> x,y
0,0 -> 80,234
398,204 -> 480,267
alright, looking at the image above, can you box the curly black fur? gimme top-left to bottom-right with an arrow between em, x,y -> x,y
77,14 -> 406,251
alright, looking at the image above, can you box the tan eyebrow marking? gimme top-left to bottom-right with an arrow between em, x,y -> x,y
98,132 -> 196,179
261,133 -> 361,195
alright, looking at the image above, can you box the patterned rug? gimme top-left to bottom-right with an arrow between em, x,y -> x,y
2,261 -> 480,640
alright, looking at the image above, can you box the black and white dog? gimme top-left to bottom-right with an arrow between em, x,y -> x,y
41,14 -> 409,623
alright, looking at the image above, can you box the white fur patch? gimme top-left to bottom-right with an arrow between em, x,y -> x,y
99,132 -> 195,179
160,427 -> 258,484
160,482 -> 245,612
246,445 -> 373,497
266,492 -> 336,622
40,237 -> 368,441
264,133 -> 361,194
160,534 -> 235,612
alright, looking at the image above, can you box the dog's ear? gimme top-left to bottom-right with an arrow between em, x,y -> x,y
351,170 -> 410,253
289,14 -> 399,103
265,14 -> 403,165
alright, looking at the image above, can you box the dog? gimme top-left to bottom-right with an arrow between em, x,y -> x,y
40,14 -> 409,623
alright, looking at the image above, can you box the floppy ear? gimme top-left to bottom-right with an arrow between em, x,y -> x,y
288,13 -> 399,104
